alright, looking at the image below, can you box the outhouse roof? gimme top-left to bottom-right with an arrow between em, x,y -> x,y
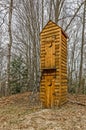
40,20 -> 68,39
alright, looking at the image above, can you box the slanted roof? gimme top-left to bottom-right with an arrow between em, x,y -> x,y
40,20 -> 68,39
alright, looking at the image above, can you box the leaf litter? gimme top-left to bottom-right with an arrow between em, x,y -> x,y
0,92 -> 86,130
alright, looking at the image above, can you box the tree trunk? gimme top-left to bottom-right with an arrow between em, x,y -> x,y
7,0 -> 13,95
78,0 -> 86,93
42,0 -> 44,28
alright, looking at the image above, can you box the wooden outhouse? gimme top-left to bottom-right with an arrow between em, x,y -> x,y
40,20 -> 68,108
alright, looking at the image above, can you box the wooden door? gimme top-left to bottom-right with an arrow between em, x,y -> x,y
45,42 -> 55,68
45,74 -> 55,108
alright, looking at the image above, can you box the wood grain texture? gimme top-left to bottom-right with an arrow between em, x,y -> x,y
40,21 -> 68,108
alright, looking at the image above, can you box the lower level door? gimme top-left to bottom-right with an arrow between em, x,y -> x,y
45,75 -> 55,108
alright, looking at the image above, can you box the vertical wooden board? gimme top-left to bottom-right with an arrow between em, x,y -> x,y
50,77 -> 55,107
45,42 -> 55,68
45,74 -> 55,108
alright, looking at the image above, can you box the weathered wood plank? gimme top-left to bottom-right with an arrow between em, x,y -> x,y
41,26 -> 60,34
41,38 -> 60,42
41,24 -> 59,33
61,34 -> 67,42
41,29 -> 60,36
41,34 -> 61,40
61,44 -> 67,50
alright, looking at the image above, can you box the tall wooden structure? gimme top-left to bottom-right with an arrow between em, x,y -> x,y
40,20 -> 68,108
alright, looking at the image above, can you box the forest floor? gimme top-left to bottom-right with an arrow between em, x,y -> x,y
0,92 -> 86,130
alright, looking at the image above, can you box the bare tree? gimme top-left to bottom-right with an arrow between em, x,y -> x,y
78,0 -> 86,93
0,0 -> 86,96
7,0 -> 13,95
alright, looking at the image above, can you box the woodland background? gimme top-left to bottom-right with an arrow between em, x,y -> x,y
0,0 -> 86,96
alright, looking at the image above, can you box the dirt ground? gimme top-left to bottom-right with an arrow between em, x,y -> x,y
0,92 -> 86,130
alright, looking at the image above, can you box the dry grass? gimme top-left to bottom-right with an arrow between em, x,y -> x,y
0,92 -> 86,130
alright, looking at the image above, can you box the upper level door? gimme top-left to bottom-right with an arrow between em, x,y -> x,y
45,42 -> 55,68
